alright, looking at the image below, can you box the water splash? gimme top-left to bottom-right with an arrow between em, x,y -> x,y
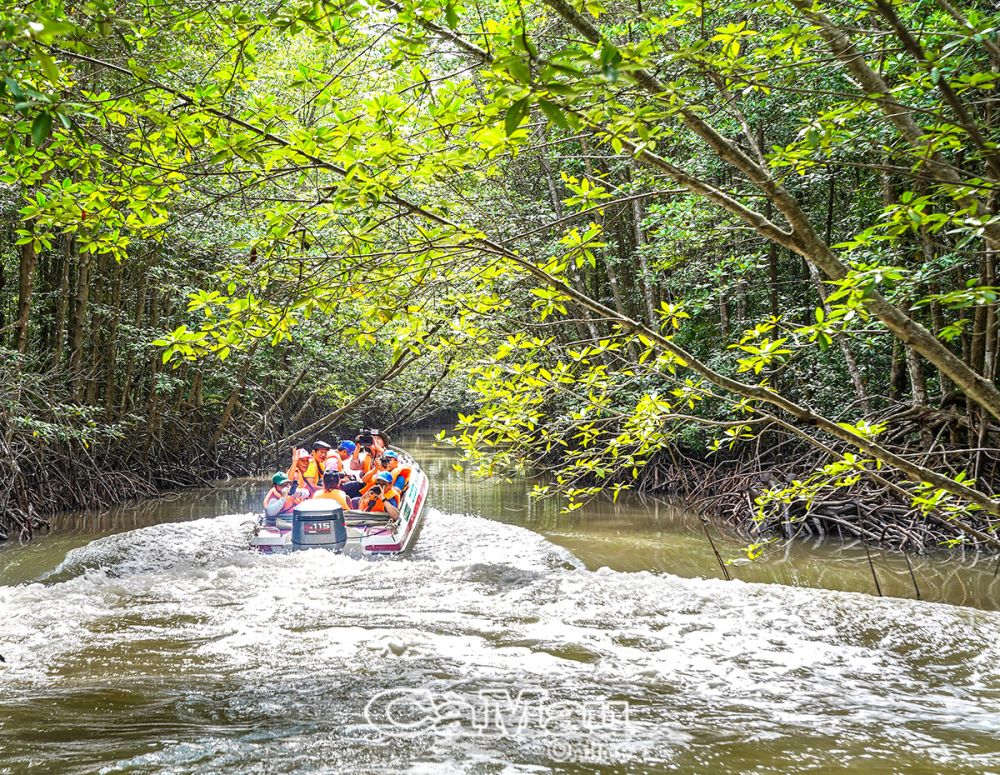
1,510 -> 999,773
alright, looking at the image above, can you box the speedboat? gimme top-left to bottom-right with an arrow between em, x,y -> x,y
248,447 -> 428,557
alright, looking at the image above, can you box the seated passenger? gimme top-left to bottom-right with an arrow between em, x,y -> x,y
360,450 -> 410,494
313,470 -> 351,510
286,448 -> 314,495
360,454 -> 385,487
335,440 -> 365,499
263,472 -> 303,522
304,441 -> 333,489
381,450 -> 411,492
354,432 -> 382,474
324,450 -> 344,474
357,471 -> 400,519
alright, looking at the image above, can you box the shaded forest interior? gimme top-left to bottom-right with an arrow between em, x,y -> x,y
3,0 -> 1000,555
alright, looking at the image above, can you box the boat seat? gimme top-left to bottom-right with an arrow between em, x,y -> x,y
343,510 -> 394,525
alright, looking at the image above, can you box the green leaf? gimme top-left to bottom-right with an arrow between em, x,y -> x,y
538,99 -> 569,130
38,53 -> 60,84
4,77 -> 23,98
507,58 -> 531,84
504,98 -> 529,136
444,1 -> 459,29
31,111 -> 52,147
599,44 -> 621,81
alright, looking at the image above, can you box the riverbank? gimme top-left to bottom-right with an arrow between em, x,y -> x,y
0,430 -> 263,543
585,434 -> 1000,555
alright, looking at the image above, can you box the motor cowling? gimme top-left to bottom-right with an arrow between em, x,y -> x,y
292,499 -> 347,551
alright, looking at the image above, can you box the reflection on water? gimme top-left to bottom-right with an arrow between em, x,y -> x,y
1,432 -> 999,774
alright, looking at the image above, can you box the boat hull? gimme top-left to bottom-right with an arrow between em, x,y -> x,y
248,449 -> 427,558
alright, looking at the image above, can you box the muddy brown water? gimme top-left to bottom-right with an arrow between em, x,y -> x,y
2,432 -> 999,773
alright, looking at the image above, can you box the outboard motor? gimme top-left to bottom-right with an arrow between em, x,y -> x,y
292,500 -> 347,552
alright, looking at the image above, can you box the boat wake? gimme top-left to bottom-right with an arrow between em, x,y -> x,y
2,509 -> 1000,773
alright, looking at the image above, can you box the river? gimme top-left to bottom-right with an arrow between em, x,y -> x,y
2,433 -> 999,773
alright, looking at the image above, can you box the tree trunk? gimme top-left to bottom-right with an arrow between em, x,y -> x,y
889,339 -> 907,401
209,354 -> 257,451
142,284 -> 161,462
766,208 -> 780,319
85,253 -> 106,405
51,236 -> 72,369
905,339 -> 929,407
719,292 -> 729,341
103,260 -> 123,416
605,256 -> 628,317
920,222 -> 954,402
190,369 -> 204,410
628,167 -> 657,326
758,125 -> 780,319
15,237 -> 36,355
69,250 -> 91,401
119,266 -> 147,414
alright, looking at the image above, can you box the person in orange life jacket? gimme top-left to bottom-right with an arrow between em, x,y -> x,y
304,441 -> 332,489
334,440 -> 365,499
381,450 -> 410,490
286,448 -> 314,495
313,470 -> 351,510
263,472 -> 304,523
354,443 -> 373,475
353,431 -> 384,474
360,450 -> 410,494
357,471 -> 400,518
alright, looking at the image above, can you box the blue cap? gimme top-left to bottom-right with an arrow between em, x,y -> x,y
338,440 -> 356,453
375,471 -> 393,484
382,451 -> 398,460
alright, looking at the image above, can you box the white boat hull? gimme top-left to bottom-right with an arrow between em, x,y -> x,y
248,449 -> 427,558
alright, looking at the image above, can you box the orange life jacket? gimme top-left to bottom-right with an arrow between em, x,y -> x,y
360,466 -> 410,497
362,486 -> 401,514
392,466 -> 411,490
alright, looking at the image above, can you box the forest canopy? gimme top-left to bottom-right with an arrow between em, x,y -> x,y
2,0 -> 1000,552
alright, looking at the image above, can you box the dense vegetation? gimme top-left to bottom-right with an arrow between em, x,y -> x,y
2,0 -> 1000,554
